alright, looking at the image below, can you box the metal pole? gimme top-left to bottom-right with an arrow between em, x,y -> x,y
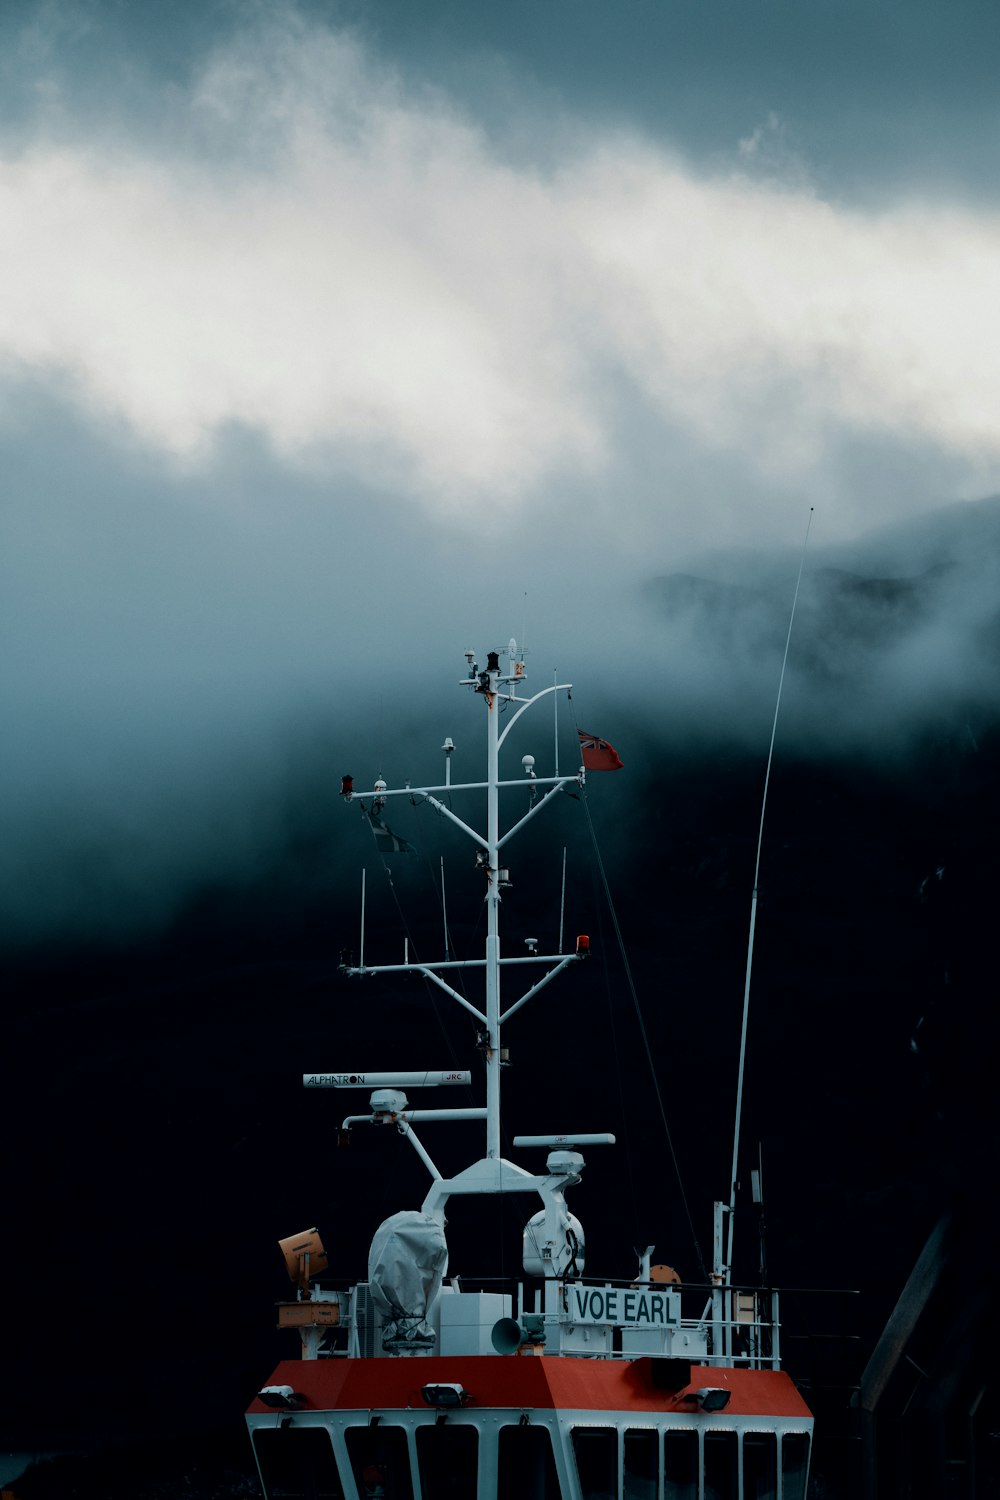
441,858 -> 449,960
485,674 -> 501,1159
360,868 -> 366,970
712,1201 -> 727,1365
553,669 -> 559,776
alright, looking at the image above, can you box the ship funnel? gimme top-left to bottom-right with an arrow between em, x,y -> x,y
491,1313 -> 545,1354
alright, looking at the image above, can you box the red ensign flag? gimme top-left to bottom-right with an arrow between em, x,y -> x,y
578,730 -> 624,771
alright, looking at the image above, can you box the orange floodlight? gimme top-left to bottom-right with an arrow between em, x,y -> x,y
278,1228 -> 328,1290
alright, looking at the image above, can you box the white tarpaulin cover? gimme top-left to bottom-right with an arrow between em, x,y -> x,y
368,1210 -> 448,1350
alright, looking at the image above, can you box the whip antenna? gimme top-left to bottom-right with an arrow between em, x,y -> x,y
441,857 -> 450,959
726,508 -> 814,1282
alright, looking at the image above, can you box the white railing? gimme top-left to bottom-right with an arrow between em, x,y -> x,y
312,1277 -> 784,1370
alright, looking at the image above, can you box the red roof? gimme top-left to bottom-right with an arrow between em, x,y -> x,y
248,1356 -> 811,1420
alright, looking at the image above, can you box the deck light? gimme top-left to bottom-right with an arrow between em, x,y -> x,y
421,1383 -> 468,1408
278,1229 -> 328,1290
258,1386 -> 304,1410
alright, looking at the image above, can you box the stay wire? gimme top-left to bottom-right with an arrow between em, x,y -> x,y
580,786 -> 708,1282
591,863 -> 641,1252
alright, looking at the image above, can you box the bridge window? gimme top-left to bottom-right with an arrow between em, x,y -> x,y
498,1424 -> 560,1500
781,1433 -> 810,1500
416,1423 -> 478,1500
703,1431 -> 737,1500
345,1425 -> 414,1500
253,1426 -> 343,1500
571,1427 -> 618,1500
663,1430 -> 697,1499
742,1433 -> 777,1500
623,1429 -> 657,1500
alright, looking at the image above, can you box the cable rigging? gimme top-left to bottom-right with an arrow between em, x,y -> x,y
579,783 -> 709,1283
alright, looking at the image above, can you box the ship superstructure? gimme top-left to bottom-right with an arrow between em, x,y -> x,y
246,642 -> 813,1500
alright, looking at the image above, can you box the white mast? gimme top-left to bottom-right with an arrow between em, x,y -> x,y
337,641 -> 590,1172
484,650 -> 502,1158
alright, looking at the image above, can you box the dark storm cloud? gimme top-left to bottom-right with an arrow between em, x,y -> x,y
7,0 -> 998,209
336,0 -> 1000,205
4,0 -> 1000,536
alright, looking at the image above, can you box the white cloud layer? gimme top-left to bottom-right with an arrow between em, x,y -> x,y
3,10 -> 1000,536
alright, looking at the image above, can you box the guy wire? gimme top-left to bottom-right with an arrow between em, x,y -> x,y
580,787 -> 708,1283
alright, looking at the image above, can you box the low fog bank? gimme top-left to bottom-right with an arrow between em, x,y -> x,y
637,495 -> 1000,756
5,467 -> 999,947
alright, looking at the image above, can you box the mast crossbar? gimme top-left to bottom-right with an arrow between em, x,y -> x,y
347,774 -> 574,801
345,950 -> 579,976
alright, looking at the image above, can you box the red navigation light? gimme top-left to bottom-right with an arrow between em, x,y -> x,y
339,775 -> 354,797
576,934 -> 590,955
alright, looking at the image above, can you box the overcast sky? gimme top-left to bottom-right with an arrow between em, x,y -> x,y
4,0 -> 1000,942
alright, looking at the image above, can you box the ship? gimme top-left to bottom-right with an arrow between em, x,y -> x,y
245,641 -> 814,1500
